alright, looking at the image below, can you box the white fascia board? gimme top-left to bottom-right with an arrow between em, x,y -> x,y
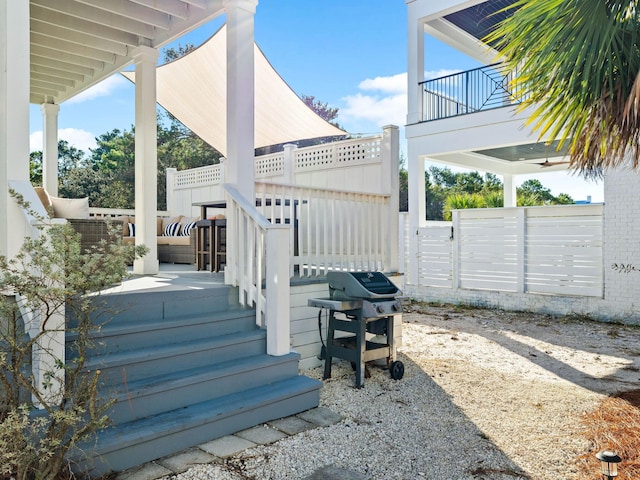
408,0 -> 487,22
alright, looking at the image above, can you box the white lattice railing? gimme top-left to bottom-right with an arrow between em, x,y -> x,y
254,181 -> 393,276
223,184 -> 290,356
171,133 -> 385,191
411,204 -> 604,297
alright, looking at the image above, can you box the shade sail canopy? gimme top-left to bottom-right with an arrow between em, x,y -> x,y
123,25 -> 345,156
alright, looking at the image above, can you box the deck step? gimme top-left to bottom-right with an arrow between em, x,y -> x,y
66,308 -> 256,356
80,375 -> 322,476
66,284 -> 239,328
83,328 -> 267,385
107,352 -> 302,424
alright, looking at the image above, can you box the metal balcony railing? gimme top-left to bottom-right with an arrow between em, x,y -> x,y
420,62 -> 527,122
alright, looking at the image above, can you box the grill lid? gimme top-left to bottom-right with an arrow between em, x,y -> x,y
327,271 -> 401,299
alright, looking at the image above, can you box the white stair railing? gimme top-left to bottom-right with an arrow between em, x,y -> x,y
223,184 -> 290,356
254,181 -> 393,276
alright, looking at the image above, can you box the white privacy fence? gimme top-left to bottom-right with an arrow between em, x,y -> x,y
411,204 -> 604,297
254,182 -> 394,276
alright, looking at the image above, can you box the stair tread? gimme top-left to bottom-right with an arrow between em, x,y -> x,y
66,308 -> 255,341
92,375 -> 322,454
111,352 -> 300,401
83,328 -> 266,370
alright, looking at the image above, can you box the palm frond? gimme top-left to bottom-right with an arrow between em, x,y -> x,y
487,0 -> 640,177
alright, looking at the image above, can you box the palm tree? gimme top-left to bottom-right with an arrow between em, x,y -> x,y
488,0 -> 640,177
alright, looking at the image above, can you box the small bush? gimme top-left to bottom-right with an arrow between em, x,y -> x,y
0,191 -> 147,480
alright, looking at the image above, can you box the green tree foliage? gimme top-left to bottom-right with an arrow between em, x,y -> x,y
0,192 -> 147,480
301,94 -> 340,127
30,114 -> 221,210
421,166 -> 574,220
488,0 -> 640,176
162,43 -> 196,63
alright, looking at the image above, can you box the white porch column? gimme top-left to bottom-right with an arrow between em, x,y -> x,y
0,0 -> 30,259
503,173 -> 517,208
224,0 -> 257,202
406,2 -> 424,125
407,145 -> 426,285
41,103 -> 60,197
132,45 -> 159,275
382,125 -> 400,273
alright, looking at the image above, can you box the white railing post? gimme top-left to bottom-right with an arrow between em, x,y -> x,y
266,226 -> 290,356
166,167 -> 176,215
283,144 -> 297,184
382,125 -> 400,272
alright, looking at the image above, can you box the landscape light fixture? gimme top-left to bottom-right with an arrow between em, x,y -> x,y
596,450 -> 621,479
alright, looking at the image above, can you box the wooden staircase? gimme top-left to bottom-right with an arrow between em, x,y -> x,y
66,284 -> 321,476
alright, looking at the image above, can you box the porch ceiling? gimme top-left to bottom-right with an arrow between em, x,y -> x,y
29,0 -> 225,105
429,141 -> 571,175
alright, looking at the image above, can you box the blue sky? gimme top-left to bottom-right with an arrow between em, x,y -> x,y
29,0 -> 602,202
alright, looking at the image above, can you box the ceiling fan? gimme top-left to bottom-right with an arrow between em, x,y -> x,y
536,159 -> 570,168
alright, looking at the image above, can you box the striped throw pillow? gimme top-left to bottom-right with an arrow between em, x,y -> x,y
127,222 -> 135,237
181,221 -> 196,237
163,222 -> 180,236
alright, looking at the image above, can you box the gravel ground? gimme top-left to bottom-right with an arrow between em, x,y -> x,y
163,304 -> 640,480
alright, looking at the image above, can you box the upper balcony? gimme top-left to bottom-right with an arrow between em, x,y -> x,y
420,62 -> 527,123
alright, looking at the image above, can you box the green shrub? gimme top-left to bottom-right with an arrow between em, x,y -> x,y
0,191 -> 147,480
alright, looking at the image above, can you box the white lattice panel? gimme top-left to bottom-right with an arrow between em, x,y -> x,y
295,146 -> 335,171
335,138 -> 381,165
174,164 -> 222,189
255,153 -> 285,178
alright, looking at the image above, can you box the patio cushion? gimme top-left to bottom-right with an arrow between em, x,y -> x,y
50,195 -> 90,219
34,186 -> 53,216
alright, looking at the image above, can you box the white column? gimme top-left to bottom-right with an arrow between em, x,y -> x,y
0,0 -> 30,259
165,167 -> 177,215
503,173 -> 516,207
407,145 -> 425,285
406,3 -> 424,125
382,125 -> 400,273
132,46 -> 159,275
41,103 -> 60,197
224,0 -> 257,202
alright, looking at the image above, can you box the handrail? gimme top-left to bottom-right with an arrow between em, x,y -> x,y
420,62 -> 527,122
223,184 -> 290,356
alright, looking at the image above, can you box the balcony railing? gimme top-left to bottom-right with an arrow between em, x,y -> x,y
420,62 -> 527,122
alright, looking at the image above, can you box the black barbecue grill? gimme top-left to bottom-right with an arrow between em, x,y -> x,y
308,271 -> 404,387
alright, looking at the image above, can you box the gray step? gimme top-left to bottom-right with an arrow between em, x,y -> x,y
66,285 -> 238,328
66,308 -> 256,357
85,328 -> 267,385
107,352 -> 302,424
80,375 -> 322,476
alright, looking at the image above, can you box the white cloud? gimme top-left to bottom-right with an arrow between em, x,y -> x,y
340,72 -> 410,131
66,74 -> 129,104
341,92 -> 407,130
358,73 -> 407,95
30,128 -> 97,153
424,69 -> 461,81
